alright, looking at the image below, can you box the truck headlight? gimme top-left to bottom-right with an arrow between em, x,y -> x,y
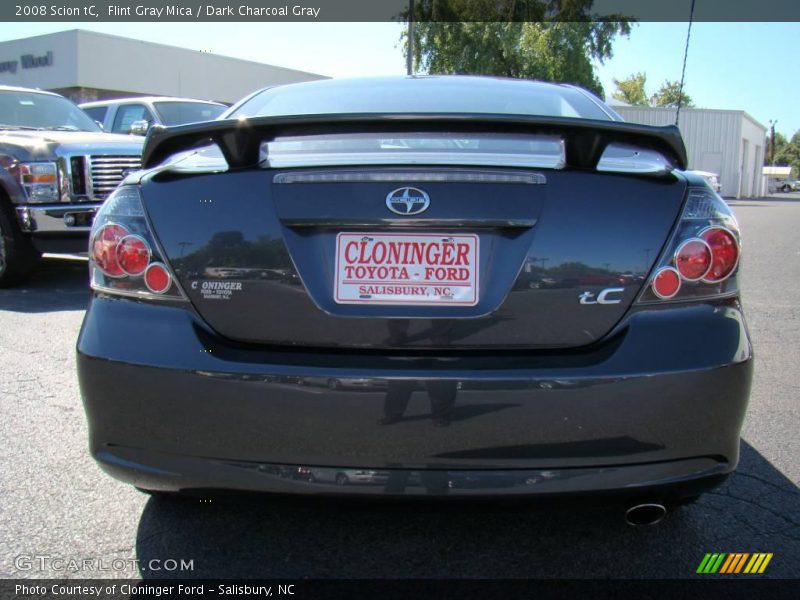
18,161 -> 60,202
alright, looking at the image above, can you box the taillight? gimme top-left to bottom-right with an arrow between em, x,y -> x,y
117,235 -> 151,276
652,267 -> 681,299
89,187 -> 185,301
639,188 -> 741,303
674,238 -> 712,281
91,224 -> 129,278
144,263 -> 171,294
700,227 -> 739,282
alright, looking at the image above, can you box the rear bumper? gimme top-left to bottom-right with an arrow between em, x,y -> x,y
77,296 -> 753,497
95,446 -> 730,500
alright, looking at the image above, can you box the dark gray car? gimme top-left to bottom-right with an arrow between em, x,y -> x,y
77,77 -> 752,521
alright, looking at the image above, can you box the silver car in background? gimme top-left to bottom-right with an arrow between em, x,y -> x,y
685,169 -> 721,193
80,96 -> 226,136
775,178 -> 800,193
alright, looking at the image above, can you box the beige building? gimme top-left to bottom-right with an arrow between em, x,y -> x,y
0,29 -> 326,105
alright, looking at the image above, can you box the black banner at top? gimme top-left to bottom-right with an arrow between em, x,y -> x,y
1,0 -> 800,22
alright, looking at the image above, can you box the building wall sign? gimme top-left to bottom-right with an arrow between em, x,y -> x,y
0,51 -> 54,74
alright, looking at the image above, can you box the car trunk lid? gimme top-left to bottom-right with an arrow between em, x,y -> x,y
139,115 -> 687,350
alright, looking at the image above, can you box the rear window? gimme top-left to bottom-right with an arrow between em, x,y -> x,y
81,105 -> 108,123
261,132 -> 566,169
154,102 -> 226,126
229,78 -> 610,121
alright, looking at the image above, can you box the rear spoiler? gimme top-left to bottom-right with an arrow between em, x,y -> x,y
141,113 -> 687,172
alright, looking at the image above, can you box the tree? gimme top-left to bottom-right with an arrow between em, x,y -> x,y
774,131 -> 800,176
608,72 -> 697,108
611,72 -> 648,106
651,79 -> 694,108
767,131 -> 788,165
403,1 -> 632,98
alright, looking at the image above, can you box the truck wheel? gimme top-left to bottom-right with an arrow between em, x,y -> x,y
0,202 -> 40,288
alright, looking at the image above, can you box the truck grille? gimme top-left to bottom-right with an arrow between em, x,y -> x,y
88,155 -> 141,200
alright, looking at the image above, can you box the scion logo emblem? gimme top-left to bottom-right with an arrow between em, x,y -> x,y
579,287 -> 624,305
386,187 -> 430,216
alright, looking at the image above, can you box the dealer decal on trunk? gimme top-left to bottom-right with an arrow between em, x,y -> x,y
334,233 -> 479,306
191,280 -> 243,301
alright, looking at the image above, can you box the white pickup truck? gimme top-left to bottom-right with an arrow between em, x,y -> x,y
80,96 -> 226,136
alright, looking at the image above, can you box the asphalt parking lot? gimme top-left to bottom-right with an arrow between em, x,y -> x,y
0,195 -> 798,580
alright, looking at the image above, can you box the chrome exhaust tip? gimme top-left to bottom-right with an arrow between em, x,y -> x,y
625,503 -> 667,526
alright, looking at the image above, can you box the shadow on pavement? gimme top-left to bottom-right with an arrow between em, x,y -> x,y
134,441 -> 799,579
0,258 -> 89,313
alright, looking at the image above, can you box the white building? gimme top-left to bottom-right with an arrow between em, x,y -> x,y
613,105 -> 767,198
0,29 -> 326,105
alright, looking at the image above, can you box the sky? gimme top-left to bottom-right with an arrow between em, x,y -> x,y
1,21 -> 798,137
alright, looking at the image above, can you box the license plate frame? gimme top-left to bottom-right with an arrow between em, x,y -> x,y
334,232 -> 479,306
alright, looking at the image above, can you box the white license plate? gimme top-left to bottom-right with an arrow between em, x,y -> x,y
334,232 -> 479,306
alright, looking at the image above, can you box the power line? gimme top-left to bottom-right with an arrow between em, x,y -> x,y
406,0 -> 415,76
676,0 -> 696,126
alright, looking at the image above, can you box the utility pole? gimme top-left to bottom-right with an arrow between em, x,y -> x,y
768,120 -> 778,165
406,0 -> 415,76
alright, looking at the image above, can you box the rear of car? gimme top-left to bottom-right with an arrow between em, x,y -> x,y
77,77 -> 752,504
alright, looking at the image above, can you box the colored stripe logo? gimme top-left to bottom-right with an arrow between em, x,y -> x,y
697,553 -> 773,574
